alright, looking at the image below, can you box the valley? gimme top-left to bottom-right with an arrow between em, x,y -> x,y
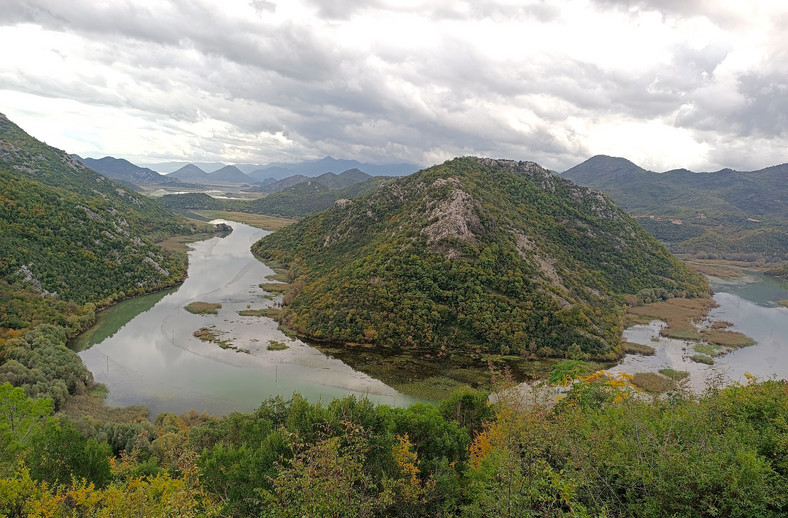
2,114 -> 786,516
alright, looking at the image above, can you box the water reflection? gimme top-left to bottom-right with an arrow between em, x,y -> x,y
610,270 -> 788,388
79,221 -> 418,417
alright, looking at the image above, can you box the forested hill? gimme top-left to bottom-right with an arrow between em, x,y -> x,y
563,155 -> 788,261
253,157 -> 708,359
0,113 -> 195,317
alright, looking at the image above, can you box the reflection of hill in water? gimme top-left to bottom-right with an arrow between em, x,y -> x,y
76,221 -> 416,417
70,287 -> 175,351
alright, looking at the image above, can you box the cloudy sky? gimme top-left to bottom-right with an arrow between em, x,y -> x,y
1,0 -> 786,172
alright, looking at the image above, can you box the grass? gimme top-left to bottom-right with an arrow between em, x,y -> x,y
267,340 -> 289,351
193,326 -> 221,343
693,343 -> 723,356
259,282 -> 290,294
194,210 -> 297,230
710,320 -> 733,329
185,301 -> 222,314
193,326 -> 248,353
58,384 -> 149,423
700,328 -> 756,348
686,262 -> 744,279
266,271 -> 292,282
626,296 -> 716,340
691,354 -> 715,365
392,377 -> 471,402
622,342 -> 656,356
659,368 -> 689,381
632,372 -> 675,393
238,308 -> 281,318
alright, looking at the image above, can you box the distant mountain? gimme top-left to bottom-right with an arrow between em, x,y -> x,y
562,155 -> 788,260
562,155 -> 648,185
208,165 -> 254,184
168,164 -> 209,182
246,168 -> 374,194
314,168 -> 372,189
73,155 -> 189,187
244,176 -> 390,218
245,156 -> 419,181
249,175 -> 311,194
139,156 -> 418,181
0,113 -> 193,306
138,161 -> 228,174
252,157 -> 708,357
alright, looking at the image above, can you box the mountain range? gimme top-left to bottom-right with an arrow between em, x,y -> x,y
168,163 -> 255,184
562,155 -> 788,260
73,156 -> 177,186
139,156 -> 419,179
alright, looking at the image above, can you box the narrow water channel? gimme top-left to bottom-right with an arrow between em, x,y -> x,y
78,221 -> 419,417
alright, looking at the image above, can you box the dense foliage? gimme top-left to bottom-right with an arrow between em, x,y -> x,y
253,157 -> 709,358
2,370 -> 786,517
563,155 -> 788,261
0,114 -> 201,306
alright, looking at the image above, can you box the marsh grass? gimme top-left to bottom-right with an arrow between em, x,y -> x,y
700,328 -> 755,348
691,354 -> 714,365
259,282 -> 290,294
632,372 -> 675,393
693,343 -> 723,356
659,368 -> 689,381
626,297 -> 716,340
622,342 -> 656,356
185,301 -> 222,314
267,340 -> 288,351
239,308 -> 281,318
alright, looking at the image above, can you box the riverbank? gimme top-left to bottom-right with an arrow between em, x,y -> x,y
76,220 -> 419,418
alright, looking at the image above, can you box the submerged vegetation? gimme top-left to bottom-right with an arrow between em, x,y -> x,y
185,302 -> 223,315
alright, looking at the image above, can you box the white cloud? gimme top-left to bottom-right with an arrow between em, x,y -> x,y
0,0 -> 785,171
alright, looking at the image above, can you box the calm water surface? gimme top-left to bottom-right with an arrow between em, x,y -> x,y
612,270 -> 788,389
78,221 -> 418,417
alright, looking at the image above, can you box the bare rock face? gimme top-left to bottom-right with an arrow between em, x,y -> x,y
421,180 -> 483,253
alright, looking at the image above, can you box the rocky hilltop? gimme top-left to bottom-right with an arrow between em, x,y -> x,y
253,157 -> 708,359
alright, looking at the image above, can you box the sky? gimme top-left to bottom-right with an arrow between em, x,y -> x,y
1,0 -> 786,172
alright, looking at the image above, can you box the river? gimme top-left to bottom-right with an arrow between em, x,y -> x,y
610,270 -> 788,390
77,221 -> 419,417
78,223 -> 787,415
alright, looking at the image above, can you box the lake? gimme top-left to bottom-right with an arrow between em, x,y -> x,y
77,221 -> 419,417
611,270 -> 788,390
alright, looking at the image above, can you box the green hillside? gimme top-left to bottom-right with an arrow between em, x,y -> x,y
159,176 -> 392,219
563,155 -> 788,261
244,176 -> 390,218
253,157 -> 708,359
0,114 -> 198,314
